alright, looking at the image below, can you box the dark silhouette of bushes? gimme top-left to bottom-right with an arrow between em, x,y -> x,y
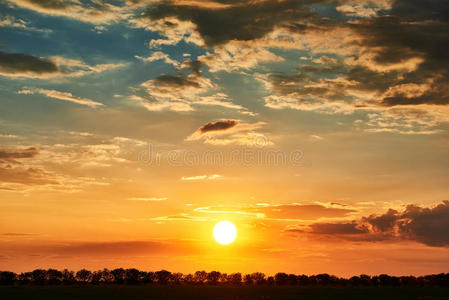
1,269 -> 449,286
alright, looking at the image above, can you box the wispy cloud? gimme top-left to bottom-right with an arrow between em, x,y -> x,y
181,174 -> 222,181
135,51 -> 179,67
18,89 -> 103,107
0,134 -> 18,139
128,197 -> 168,201
0,15 -> 52,34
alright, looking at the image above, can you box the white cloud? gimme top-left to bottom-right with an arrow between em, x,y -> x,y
128,197 -> 168,201
181,174 -> 222,181
18,89 -> 103,108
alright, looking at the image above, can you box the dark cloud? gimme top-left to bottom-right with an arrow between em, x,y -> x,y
0,165 -> 58,185
183,59 -> 202,75
0,147 -> 58,186
349,0 -> 449,106
26,0 -> 69,10
0,51 -> 59,75
308,222 -> 367,235
153,74 -> 201,88
0,147 -> 39,161
301,201 -> 449,247
140,0 -> 334,47
199,120 -> 238,133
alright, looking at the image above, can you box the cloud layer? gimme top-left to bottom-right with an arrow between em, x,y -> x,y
295,201 -> 449,247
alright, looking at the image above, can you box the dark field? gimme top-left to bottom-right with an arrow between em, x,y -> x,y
1,285 -> 449,300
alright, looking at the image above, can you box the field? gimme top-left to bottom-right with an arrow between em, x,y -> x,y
1,285 -> 449,300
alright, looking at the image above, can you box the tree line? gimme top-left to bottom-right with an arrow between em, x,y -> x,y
1,269 -> 449,286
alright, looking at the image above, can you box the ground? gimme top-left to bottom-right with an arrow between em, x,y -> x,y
1,285 -> 449,300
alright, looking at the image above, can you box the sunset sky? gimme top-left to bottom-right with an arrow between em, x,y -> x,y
1,0 -> 449,276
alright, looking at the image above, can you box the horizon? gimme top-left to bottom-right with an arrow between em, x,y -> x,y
2,268 -> 449,282
1,0 -> 449,277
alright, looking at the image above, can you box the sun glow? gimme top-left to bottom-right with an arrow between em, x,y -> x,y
213,221 -> 237,245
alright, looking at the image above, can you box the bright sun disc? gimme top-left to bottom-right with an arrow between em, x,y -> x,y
213,221 -> 237,245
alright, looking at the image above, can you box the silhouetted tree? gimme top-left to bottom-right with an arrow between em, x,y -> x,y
297,275 -> 310,285
1,268 -> 449,287
183,274 -> 195,284
251,272 -> 266,285
171,272 -> 183,284
75,269 -> 92,283
378,274 -> 400,286
31,269 -> 47,285
61,269 -> 75,284
111,268 -> 126,284
194,270 -> 207,284
244,274 -> 252,285
274,272 -> 288,285
219,273 -> 228,284
315,273 -> 338,286
287,274 -> 298,285
143,271 -> 155,284
90,270 -> 102,284
359,274 -> 371,286
18,272 -> 32,284
125,268 -> 140,284
0,271 -> 16,285
46,269 -> 62,285
207,271 -> 221,285
99,269 -> 113,284
154,270 -> 171,284
228,273 -> 242,285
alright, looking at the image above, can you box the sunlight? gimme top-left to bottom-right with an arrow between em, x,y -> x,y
213,221 -> 237,245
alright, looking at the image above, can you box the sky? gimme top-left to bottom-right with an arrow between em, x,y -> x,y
1,0 -> 449,276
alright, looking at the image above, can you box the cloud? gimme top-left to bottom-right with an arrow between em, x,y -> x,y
0,147 -> 39,162
0,147 -> 59,186
131,0 -> 449,133
298,201 -> 449,247
186,121 -> 271,146
6,0 -> 128,24
131,62 -> 253,114
345,0 -> 449,106
133,72 -> 214,112
135,51 -> 180,67
18,88 -> 103,107
199,120 -> 238,133
0,51 -> 124,79
0,15 -> 52,34
0,146 -> 112,192
0,164 -> 59,186
0,134 -> 18,139
308,222 -> 367,235
198,40 -> 284,73
128,197 -> 168,201
193,203 -> 356,221
181,174 -> 222,181
0,240 -> 173,257
336,0 -> 392,18
260,203 -> 356,221
0,51 -> 59,77
137,0 -> 333,47
1,233 -> 36,236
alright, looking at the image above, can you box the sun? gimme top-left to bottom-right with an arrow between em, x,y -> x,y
213,221 -> 237,245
